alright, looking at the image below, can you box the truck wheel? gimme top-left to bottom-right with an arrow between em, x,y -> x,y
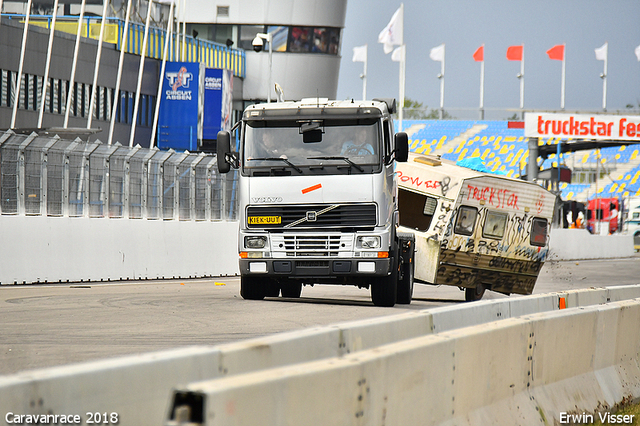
465,284 -> 485,302
240,276 -> 266,300
397,257 -> 414,304
371,249 -> 398,307
280,281 -> 302,298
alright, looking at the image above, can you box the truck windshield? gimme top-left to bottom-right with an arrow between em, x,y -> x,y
243,119 -> 381,174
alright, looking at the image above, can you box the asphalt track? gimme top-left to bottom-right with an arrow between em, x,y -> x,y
1,255 -> 639,375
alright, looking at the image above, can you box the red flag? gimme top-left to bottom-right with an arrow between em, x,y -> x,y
506,45 -> 523,61
473,45 -> 484,62
547,44 -> 565,61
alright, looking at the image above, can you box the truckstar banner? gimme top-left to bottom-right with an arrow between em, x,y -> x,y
524,112 -> 640,141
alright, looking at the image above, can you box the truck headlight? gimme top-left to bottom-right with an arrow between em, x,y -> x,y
356,236 -> 381,249
245,236 -> 267,249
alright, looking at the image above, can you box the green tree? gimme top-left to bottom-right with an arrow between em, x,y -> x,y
393,98 -> 452,120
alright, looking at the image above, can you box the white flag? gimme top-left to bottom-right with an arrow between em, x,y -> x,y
430,43 -> 445,62
391,45 -> 405,62
352,45 -> 367,63
595,42 -> 608,61
378,5 -> 403,54
635,44 -> 640,62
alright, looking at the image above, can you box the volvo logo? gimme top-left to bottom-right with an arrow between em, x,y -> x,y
251,197 -> 283,203
284,204 -> 340,228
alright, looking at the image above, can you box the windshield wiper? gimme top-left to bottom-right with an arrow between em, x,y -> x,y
307,156 -> 364,172
249,157 -> 303,173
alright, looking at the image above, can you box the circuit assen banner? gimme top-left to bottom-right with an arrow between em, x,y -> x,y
157,62 -> 203,151
203,68 -> 233,140
524,112 -> 640,141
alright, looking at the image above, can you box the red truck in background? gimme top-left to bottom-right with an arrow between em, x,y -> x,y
586,197 -> 620,234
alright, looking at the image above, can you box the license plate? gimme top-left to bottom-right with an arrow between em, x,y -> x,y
248,216 -> 281,225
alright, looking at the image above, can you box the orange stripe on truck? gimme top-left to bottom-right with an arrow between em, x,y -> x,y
302,184 -> 322,194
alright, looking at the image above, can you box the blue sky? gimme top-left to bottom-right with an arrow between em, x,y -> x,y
336,0 -> 640,119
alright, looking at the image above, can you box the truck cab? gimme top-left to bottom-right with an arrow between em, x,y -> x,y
217,98 -> 414,307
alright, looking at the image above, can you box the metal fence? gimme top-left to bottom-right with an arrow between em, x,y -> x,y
0,130 -> 238,220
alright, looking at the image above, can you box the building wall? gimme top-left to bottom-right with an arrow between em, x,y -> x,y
0,17 -> 158,146
245,52 -> 341,102
183,0 -> 347,27
183,0 -> 347,101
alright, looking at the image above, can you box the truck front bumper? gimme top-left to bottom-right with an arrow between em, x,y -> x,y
239,257 -> 391,278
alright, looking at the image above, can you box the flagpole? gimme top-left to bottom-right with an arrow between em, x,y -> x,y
38,0 -> 59,128
439,44 -> 445,119
129,0 -> 153,148
561,43 -> 566,110
10,0 -> 33,129
399,45 -> 405,131
87,0 -> 110,130
602,45 -> 608,111
107,0 -> 132,145
362,45 -> 367,100
479,45 -> 485,120
150,0 -> 174,149
398,3 -> 404,130
63,0 -> 87,128
519,45 -> 525,116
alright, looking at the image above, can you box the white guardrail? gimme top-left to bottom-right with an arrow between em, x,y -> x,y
1,285 -> 640,426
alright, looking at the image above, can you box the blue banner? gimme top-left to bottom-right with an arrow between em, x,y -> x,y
157,62 -> 203,151
203,68 -> 233,140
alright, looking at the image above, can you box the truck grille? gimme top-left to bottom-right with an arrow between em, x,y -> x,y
246,203 -> 377,229
271,234 -> 354,257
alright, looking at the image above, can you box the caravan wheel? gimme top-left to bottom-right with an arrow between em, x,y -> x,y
465,284 -> 486,302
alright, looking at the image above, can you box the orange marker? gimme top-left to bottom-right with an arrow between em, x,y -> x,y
302,183 -> 322,194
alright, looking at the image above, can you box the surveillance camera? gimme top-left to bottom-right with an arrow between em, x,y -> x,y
252,36 -> 264,52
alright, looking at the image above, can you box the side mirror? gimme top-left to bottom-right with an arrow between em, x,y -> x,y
395,132 -> 409,162
217,130 -> 231,174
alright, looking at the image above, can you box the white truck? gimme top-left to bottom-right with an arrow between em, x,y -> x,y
217,98 -> 415,307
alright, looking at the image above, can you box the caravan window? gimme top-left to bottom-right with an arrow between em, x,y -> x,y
530,217 -> 548,247
398,188 -> 437,232
454,206 -> 477,236
483,211 -> 508,239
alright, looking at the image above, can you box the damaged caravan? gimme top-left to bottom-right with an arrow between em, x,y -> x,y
397,153 -> 556,301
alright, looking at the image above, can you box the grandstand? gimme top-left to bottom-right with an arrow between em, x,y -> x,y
400,119 -> 640,202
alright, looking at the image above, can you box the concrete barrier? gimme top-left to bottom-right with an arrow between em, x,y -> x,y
549,228 -> 635,260
0,216 -> 240,284
1,286 -> 640,426
0,217 -> 634,285
167,299 -> 640,426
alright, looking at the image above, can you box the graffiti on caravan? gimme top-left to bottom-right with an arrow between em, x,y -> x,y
465,184 -> 519,210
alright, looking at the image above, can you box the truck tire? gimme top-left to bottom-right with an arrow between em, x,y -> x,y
280,281 -> 302,298
371,247 -> 398,307
240,276 -> 266,300
397,256 -> 414,304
